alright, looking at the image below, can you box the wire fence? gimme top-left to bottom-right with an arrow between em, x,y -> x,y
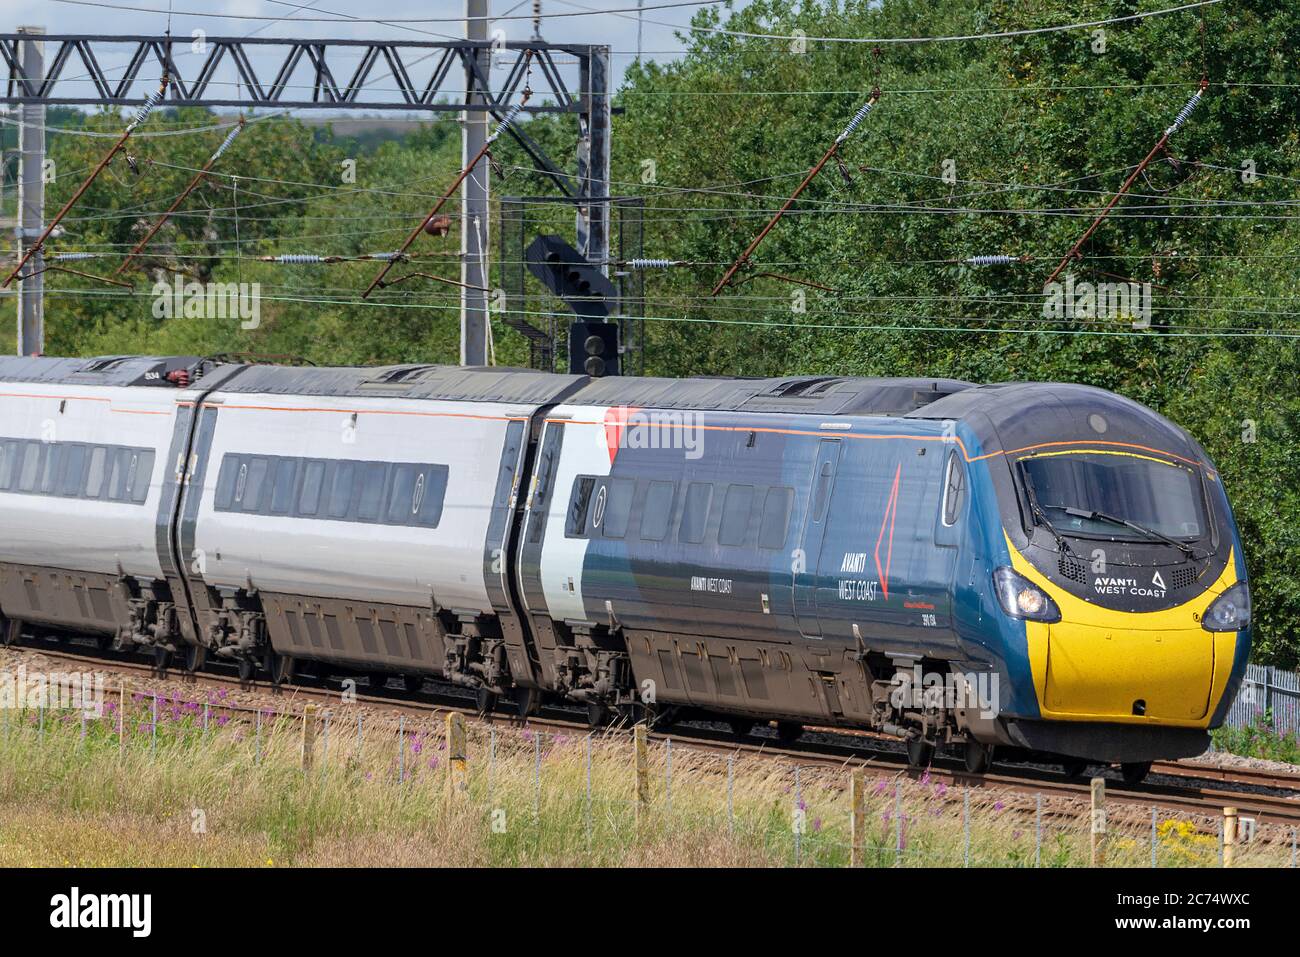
1223,664 -> 1300,737
1,681 -> 1297,868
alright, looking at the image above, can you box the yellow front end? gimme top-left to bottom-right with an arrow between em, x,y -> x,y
1008,541 -> 1241,728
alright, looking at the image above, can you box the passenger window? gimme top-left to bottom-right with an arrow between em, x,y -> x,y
357,463 -> 387,521
39,444 -> 63,494
601,478 -> 635,539
414,466 -> 447,527
678,482 -> 712,544
387,465 -> 419,524
19,443 -> 42,492
566,476 -> 596,537
242,457 -> 269,511
130,450 -> 155,504
759,486 -> 794,549
109,449 -> 132,501
640,481 -> 676,542
60,445 -> 86,496
233,461 -> 249,506
269,458 -> 297,514
942,451 -> 965,527
85,446 -> 108,499
298,461 -> 325,516
327,462 -> 355,518
718,484 -> 755,546
0,441 -> 16,489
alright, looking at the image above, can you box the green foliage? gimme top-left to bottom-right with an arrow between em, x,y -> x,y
1212,712 -> 1300,764
5,0 -> 1299,663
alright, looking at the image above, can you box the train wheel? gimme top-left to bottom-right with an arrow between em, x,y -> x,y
402,674 -> 424,693
152,646 -> 172,676
775,721 -> 803,746
2,618 -> 21,647
270,654 -> 296,686
368,673 -> 390,693
475,686 -> 498,715
963,739 -> 994,774
729,719 -> 755,738
586,702 -> 609,729
237,657 -> 255,684
514,685 -> 539,719
1061,758 -> 1089,779
1121,761 -> 1152,786
906,737 -> 935,769
184,643 -> 206,674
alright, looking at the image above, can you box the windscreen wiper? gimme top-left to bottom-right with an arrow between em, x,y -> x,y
1017,462 -> 1076,558
1061,507 -> 1196,559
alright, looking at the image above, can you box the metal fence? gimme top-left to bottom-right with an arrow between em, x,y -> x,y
1223,664 -> 1300,736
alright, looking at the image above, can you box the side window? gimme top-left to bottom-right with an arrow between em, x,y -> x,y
0,440 -> 18,489
327,462 -> 355,518
18,442 -> 42,492
60,444 -> 87,496
566,476 -> 596,538
356,462 -> 387,522
387,464 -> 420,525
215,455 -> 239,510
242,457 -> 269,512
810,460 -> 833,522
109,448 -> 133,501
942,451 -> 966,527
298,460 -> 325,516
678,482 -> 712,544
640,480 -> 676,542
758,486 -> 794,549
718,484 -> 755,546
601,478 -> 635,539
129,450 -> 155,504
39,444 -> 63,494
413,465 -> 448,528
85,446 -> 108,499
269,458 -> 298,515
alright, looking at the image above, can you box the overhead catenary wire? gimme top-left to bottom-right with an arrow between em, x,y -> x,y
3,73 -> 170,289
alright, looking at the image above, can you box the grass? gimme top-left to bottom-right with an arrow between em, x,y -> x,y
0,692 -> 1294,868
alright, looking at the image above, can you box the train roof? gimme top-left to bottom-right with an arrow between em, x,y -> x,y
0,356 -> 974,415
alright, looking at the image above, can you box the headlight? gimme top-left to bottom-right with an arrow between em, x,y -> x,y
1202,581 -> 1250,632
993,567 -> 1061,623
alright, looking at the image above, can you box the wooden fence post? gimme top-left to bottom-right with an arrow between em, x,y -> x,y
849,768 -> 865,868
1090,777 -> 1106,867
446,711 -> 468,803
1223,807 -> 1238,867
300,703 -> 318,772
634,724 -> 650,826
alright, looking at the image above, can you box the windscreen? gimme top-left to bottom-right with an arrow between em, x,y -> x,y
1019,451 -> 1207,540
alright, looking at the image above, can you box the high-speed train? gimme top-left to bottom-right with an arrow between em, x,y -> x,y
0,355 -> 1251,780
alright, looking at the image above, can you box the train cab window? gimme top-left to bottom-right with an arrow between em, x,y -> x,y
678,482 -> 713,544
941,451 -> 966,527
566,476 -> 596,537
298,461 -> 325,516
718,484 -> 755,546
640,480 -> 676,542
601,478 -> 635,539
759,486 -> 794,549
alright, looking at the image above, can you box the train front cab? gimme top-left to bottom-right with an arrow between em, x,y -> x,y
973,439 -> 1251,772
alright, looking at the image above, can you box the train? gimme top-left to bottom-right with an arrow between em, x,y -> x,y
0,354 -> 1252,782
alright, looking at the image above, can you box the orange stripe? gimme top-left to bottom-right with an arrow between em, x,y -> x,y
205,402 -> 527,423
0,391 -> 172,416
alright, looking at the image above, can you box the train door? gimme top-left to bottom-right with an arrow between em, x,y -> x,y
793,438 -> 842,639
929,447 -> 966,640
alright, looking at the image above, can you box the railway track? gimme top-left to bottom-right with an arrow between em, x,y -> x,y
5,637 -> 1300,837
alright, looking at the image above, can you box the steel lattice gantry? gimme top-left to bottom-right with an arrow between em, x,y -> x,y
0,33 -> 612,356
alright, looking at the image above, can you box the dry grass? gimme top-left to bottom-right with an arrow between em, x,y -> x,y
0,693 -> 1294,868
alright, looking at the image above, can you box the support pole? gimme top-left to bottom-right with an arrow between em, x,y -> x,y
300,703 -> 318,773
446,711 -> 468,803
1223,806 -> 1238,868
461,0 -> 490,366
15,26 -> 45,356
849,768 -> 865,868
577,46 -> 611,275
634,724 -> 649,826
